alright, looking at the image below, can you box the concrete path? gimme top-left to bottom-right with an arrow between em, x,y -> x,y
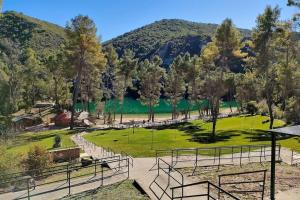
0,169 -> 126,200
72,133 -> 298,200
72,133 -> 206,200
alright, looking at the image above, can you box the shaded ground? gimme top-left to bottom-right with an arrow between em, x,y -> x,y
180,163 -> 300,200
59,180 -> 150,200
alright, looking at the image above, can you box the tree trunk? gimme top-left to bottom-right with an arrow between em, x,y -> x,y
54,77 -> 59,106
70,67 -> 83,130
120,103 -> 124,124
172,104 -> 176,120
70,80 -> 79,130
151,106 -> 155,122
267,100 -> 274,129
212,115 -> 217,141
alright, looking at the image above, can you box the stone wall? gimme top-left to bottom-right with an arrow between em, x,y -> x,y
49,147 -> 80,162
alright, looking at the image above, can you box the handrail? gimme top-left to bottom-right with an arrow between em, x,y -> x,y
218,170 -> 267,200
120,151 -> 134,167
149,158 -> 184,200
170,181 -> 240,200
0,157 -> 130,198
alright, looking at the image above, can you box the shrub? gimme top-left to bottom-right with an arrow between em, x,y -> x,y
257,100 -> 269,116
284,97 -> 300,124
246,101 -> 258,115
0,146 -> 22,179
53,134 -> 62,148
23,145 -> 53,176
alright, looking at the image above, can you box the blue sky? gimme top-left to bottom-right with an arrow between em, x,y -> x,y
3,0 -> 297,41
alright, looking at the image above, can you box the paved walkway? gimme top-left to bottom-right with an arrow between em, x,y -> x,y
71,132 -> 299,200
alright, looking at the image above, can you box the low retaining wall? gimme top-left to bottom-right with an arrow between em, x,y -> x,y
49,147 -> 80,162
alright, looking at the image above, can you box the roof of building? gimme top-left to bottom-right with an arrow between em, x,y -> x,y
269,125 -> 300,136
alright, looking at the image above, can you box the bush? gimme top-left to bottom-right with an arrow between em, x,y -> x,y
53,134 -> 62,148
285,97 -> 300,124
0,146 -> 22,179
23,145 -> 53,176
246,101 -> 258,115
257,100 -> 269,116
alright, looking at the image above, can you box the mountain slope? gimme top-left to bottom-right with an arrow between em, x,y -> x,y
0,11 -> 66,56
105,19 -> 252,66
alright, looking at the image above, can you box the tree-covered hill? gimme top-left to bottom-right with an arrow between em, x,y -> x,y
105,19 -> 252,66
0,11 -> 66,56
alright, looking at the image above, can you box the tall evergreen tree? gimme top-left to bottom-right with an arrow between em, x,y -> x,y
65,15 -> 106,129
199,18 -> 242,138
102,44 -> 120,122
164,55 -> 186,120
0,39 -> 23,113
199,42 -> 228,139
138,56 -> 165,122
46,51 -> 70,108
251,6 -> 281,129
22,48 -> 47,112
116,49 -> 138,123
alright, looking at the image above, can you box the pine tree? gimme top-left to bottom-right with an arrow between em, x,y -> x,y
65,15 -> 106,129
46,51 -> 70,108
116,49 -> 138,123
251,6 -> 281,129
138,56 -> 165,122
22,48 -> 47,112
199,18 -> 242,139
165,55 -> 186,120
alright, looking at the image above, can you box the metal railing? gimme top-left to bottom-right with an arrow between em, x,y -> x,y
218,170 -> 267,200
149,158 -> 184,200
291,150 -> 300,166
170,181 -> 240,200
0,157 -> 131,199
150,144 -> 281,175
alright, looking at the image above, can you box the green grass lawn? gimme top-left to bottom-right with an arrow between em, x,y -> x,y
83,115 -> 300,157
5,129 -> 77,155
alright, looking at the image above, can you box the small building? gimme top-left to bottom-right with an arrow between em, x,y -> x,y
52,111 -> 71,127
12,115 -> 42,131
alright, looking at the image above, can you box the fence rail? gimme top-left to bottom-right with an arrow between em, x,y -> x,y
170,181 -> 240,200
149,158 -> 184,200
291,150 -> 300,165
150,144 -> 281,175
218,170 -> 267,200
0,156 -> 131,200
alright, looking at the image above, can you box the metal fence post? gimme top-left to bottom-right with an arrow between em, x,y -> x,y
262,170 -> 266,200
218,148 -> 221,170
218,175 -> 221,200
158,159 -> 160,176
94,160 -> 97,176
127,158 -> 130,178
291,150 -> 294,165
119,155 -> 121,171
67,166 -> 71,195
27,178 -> 30,200
101,165 -> 104,186
278,145 -> 281,161
207,182 -> 210,200
240,146 -> 243,166
260,146 -> 263,163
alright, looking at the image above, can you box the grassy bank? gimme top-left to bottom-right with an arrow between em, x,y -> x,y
4,129 -> 77,155
83,115 -> 298,157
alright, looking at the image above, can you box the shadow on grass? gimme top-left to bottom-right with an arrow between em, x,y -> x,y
243,128 -> 292,142
186,130 -> 241,143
